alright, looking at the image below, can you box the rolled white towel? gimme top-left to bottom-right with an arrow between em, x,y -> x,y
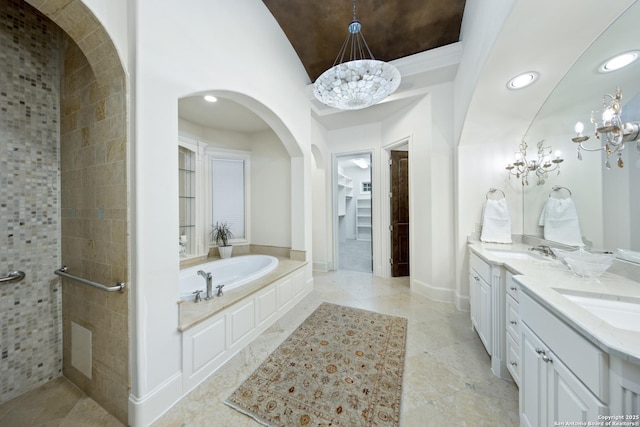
481,198 -> 512,243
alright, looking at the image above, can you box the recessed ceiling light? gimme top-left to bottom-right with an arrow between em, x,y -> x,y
599,51 -> 640,73
204,95 -> 218,103
507,72 -> 539,90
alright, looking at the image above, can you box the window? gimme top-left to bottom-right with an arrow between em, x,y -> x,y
362,181 -> 371,193
178,146 -> 196,256
210,155 -> 248,242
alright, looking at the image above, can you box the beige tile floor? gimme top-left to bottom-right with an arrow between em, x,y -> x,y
154,270 -> 519,426
0,376 -> 123,427
0,270 -> 519,426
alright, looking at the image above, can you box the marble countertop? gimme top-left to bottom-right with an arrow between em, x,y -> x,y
468,241 -> 640,365
178,257 -> 308,332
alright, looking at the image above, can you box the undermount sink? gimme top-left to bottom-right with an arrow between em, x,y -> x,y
556,290 -> 640,333
485,248 -> 547,261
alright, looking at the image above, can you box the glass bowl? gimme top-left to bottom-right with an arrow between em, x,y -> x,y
552,248 -> 615,277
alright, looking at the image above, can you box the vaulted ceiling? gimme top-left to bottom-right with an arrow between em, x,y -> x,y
262,0 -> 466,82
179,1 -> 467,132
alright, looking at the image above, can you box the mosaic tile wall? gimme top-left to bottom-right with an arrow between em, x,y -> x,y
0,0 -> 63,404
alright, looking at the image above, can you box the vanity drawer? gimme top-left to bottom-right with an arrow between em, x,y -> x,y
505,293 -> 520,342
506,331 -> 520,387
506,271 -> 519,301
470,252 -> 491,283
520,291 -> 609,402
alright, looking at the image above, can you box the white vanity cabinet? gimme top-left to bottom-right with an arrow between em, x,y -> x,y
610,357 -> 640,416
505,271 -> 521,386
520,290 -> 608,426
469,250 -> 509,378
469,272 -> 491,353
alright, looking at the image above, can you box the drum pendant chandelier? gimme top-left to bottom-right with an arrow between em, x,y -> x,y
312,0 -> 401,110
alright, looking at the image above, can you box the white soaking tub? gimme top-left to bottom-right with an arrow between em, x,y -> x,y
179,255 -> 278,300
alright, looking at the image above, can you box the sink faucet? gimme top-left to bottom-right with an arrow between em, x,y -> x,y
197,270 -> 213,300
529,245 -> 555,258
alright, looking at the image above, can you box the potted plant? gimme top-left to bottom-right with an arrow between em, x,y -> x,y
210,221 -> 234,258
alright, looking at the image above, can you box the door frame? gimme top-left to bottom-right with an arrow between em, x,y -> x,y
381,136 -> 412,278
331,150 -> 375,273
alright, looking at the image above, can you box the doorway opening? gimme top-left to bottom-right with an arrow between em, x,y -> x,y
336,152 -> 373,273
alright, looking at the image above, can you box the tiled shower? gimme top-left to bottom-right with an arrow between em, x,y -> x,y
0,0 -> 63,403
0,0 -> 129,423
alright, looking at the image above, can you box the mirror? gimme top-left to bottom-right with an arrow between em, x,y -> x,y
522,2 -> 640,254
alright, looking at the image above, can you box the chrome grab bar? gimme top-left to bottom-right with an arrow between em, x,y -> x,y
1,270 -> 26,284
54,266 -> 126,293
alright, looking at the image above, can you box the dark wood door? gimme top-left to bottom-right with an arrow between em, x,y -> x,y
390,150 -> 409,277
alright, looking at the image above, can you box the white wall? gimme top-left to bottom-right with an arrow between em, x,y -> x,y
179,118 -> 252,151
250,130 -> 292,247
382,84 -> 456,301
311,120 -> 330,271
453,0 -> 515,143
319,83 -> 457,300
128,1 -> 311,424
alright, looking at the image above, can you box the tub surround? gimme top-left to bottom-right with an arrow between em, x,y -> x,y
179,257 -> 308,331
179,256 -> 311,408
468,240 -> 640,364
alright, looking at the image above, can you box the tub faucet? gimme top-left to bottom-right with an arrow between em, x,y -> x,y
216,284 -> 224,297
197,270 -> 213,300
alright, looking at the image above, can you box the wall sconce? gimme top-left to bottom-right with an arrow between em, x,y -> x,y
505,140 -> 563,186
571,87 -> 640,169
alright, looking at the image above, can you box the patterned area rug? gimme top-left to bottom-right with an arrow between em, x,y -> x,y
225,302 -> 408,427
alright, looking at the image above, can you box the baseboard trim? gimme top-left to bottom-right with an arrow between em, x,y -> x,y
312,261 -> 329,272
410,278 -> 455,303
455,293 -> 470,312
128,371 -> 183,427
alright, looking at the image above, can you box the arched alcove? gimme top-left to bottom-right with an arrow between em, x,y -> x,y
178,91 -> 304,260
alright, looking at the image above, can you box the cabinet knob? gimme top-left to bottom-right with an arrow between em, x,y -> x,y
509,320 -> 518,325
541,354 -> 553,364
474,276 -> 480,281
535,348 -> 546,355
509,286 -> 517,291
510,361 -> 518,367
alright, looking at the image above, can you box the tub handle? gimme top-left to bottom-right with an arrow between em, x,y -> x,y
193,290 -> 203,303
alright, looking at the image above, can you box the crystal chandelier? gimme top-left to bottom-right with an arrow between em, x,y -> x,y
312,0 -> 401,110
505,140 -> 564,186
571,87 -> 640,169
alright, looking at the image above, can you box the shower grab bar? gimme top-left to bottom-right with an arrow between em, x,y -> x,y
54,266 -> 126,293
1,270 -> 26,284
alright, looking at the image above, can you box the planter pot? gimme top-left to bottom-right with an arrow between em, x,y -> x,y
218,245 -> 233,259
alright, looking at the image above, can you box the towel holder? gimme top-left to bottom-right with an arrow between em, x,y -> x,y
550,185 -> 572,197
486,188 -> 506,200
